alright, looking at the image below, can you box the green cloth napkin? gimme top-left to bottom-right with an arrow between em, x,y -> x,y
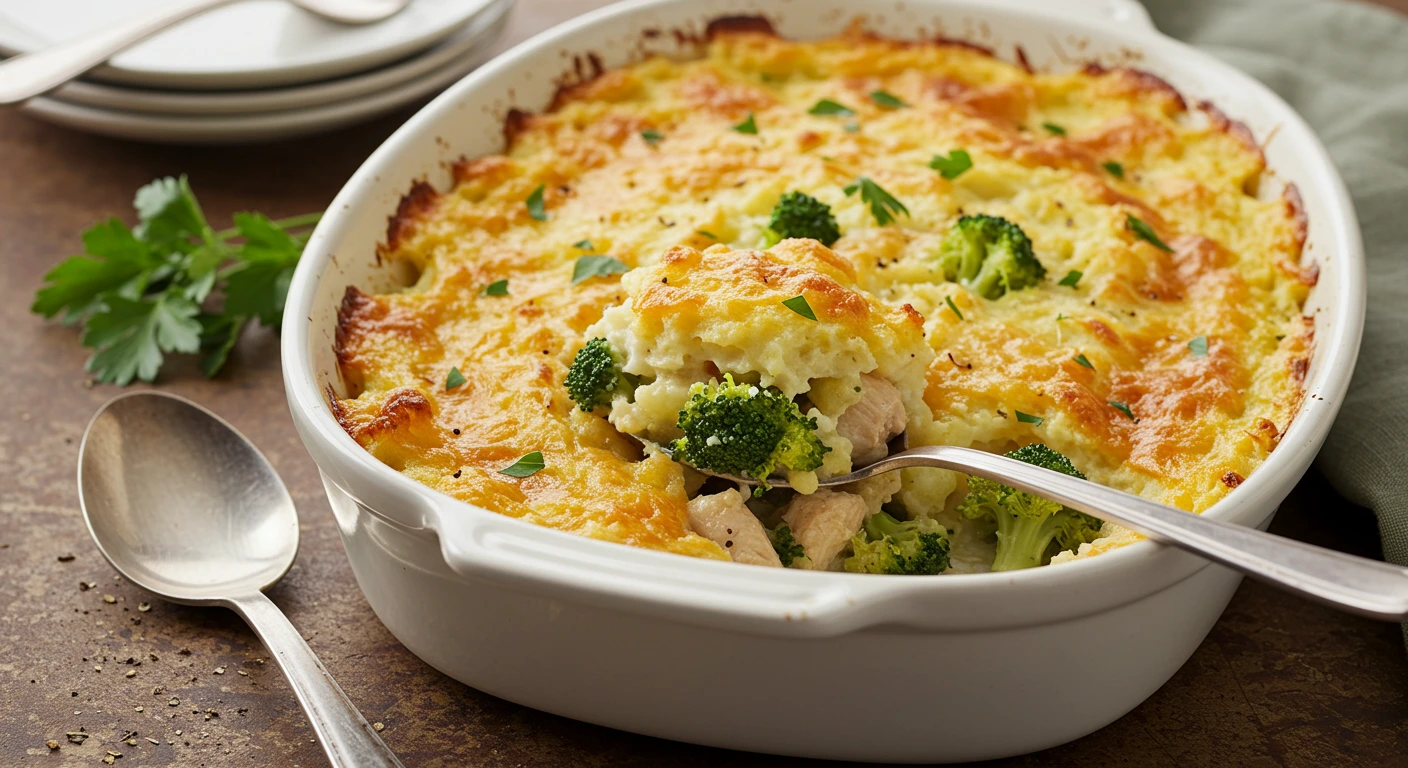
1142,0 -> 1408,643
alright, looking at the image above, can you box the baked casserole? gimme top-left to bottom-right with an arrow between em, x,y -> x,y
330,22 -> 1313,573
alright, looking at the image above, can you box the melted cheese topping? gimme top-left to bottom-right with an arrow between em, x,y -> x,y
333,26 -> 1312,564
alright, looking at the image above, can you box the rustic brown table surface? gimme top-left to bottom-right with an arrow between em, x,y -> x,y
5,1 -> 1408,766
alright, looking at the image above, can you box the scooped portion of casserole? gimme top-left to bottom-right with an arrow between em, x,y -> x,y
331,22 -> 1313,572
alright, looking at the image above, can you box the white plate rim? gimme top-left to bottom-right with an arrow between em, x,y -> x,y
0,0 -> 499,90
17,7 -> 510,145
39,0 -> 513,117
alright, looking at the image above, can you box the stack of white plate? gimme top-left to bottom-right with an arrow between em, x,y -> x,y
3,0 -> 513,144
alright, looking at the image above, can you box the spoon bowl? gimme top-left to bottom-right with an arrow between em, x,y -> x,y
79,391 -> 297,603
77,391 -> 402,768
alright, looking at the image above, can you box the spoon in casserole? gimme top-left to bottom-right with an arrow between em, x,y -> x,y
667,434 -> 1408,622
78,391 -> 404,768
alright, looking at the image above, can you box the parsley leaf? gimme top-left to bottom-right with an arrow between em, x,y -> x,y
526,184 -> 548,221
483,279 -> 509,296
870,90 -> 907,109
83,294 -> 202,386
1188,335 -> 1209,357
572,239 -> 594,250
571,255 -> 629,285
446,367 -> 466,390
641,129 -> 664,145
696,230 -> 718,240
1073,353 -> 1094,369
929,149 -> 972,180
945,295 -> 964,321
31,175 -> 320,384
221,213 -> 303,327
809,99 -> 855,117
1059,270 -> 1083,287
843,176 -> 909,226
1042,122 -> 1067,135
500,451 -> 546,477
782,295 -> 817,320
1103,161 -> 1125,178
732,113 -> 758,134
1015,411 -> 1043,425
1108,401 -> 1137,421
1126,215 -> 1173,252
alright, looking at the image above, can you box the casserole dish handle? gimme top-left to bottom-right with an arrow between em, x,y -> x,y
427,494 -> 884,638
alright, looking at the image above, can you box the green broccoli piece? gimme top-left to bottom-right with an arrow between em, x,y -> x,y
765,191 -> 841,247
937,214 -> 1046,299
564,337 -> 621,411
769,523 -> 813,569
958,443 -> 1102,571
843,511 -> 951,575
669,374 -> 829,488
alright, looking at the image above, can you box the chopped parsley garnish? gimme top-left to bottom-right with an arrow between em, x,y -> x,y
697,230 -> 718,240
732,113 -> 758,134
572,239 -> 594,250
1108,401 -> 1136,421
571,255 -> 629,285
445,366 -> 466,390
1126,215 -> 1173,252
870,90 -> 907,109
808,99 -> 855,117
844,176 -> 909,226
1042,122 -> 1067,135
945,295 -> 964,321
1103,161 -> 1125,178
929,149 -> 972,180
526,184 -> 548,221
30,175 -> 320,385
499,451 -> 545,478
782,295 -> 817,320
482,279 -> 509,296
1058,270 -> 1083,287
641,129 -> 664,145
1188,335 -> 1209,357
1073,353 -> 1093,369
1015,411 -> 1044,425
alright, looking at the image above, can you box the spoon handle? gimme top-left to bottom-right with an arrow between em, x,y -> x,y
0,0 -> 235,105
230,592 -> 405,768
863,445 -> 1408,621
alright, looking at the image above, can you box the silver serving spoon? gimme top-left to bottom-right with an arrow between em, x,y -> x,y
0,0 -> 410,105
78,392 -> 403,768
668,434 -> 1408,621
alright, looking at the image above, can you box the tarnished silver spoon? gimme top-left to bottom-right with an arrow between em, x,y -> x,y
663,432 -> 1408,621
78,391 -> 403,768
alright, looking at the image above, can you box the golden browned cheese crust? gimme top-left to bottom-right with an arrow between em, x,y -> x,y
335,24 -> 1312,561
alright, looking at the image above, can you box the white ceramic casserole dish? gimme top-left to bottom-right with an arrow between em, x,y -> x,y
281,0 -> 1366,762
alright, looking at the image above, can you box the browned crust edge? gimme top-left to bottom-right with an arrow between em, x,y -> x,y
382,180 -> 439,255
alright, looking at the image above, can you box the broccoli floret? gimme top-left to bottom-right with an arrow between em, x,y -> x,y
769,523 -> 813,569
765,191 -> 841,247
937,214 -> 1046,299
958,443 -> 1102,571
669,374 -> 829,487
843,511 -> 951,575
564,338 -> 621,411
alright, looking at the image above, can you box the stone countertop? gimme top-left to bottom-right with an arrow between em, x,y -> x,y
3,2 -> 1408,765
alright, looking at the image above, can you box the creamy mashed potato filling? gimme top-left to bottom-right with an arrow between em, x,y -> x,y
585,239 -> 934,492
332,23 -> 1312,571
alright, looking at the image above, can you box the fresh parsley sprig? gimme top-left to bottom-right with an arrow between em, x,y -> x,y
31,176 -> 320,385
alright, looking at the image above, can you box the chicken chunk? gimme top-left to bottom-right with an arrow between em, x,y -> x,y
781,489 -> 870,568
687,489 -> 781,567
837,374 -> 907,466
